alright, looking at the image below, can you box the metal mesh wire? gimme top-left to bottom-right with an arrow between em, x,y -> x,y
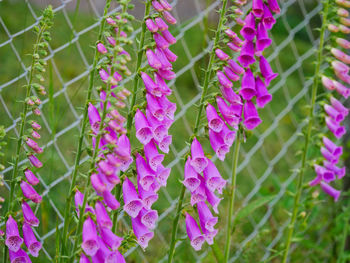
0,0 -> 326,262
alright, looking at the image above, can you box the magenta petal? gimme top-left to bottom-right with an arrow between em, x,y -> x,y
131,215 -> 154,249
320,182 -> 340,201
243,101 -> 262,130
190,138 -> 208,173
203,159 -> 225,193
238,41 -> 256,67
5,216 -> 23,252
197,201 -> 218,232
185,213 -> 205,251
22,223 -> 42,257
184,157 -> 201,192
240,68 -> 256,100
82,217 -> 100,256
22,201 -> 39,227
255,76 -> 272,108
139,208 -> 158,229
135,109 -> 154,145
123,177 -> 143,218
206,103 -> 224,132
136,153 -> 156,191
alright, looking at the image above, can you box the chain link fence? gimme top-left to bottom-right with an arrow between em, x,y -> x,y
0,0 -> 331,262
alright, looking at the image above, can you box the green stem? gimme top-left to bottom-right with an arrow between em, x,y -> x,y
3,28 -> 44,263
167,184 -> 186,263
224,132 -> 241,262
69,85 -> 111,262
167,1 -> 228,262
126,0 -> 152,137
59,0 -> 111,260
337,203 -> 350,263
281,1 -> 330,262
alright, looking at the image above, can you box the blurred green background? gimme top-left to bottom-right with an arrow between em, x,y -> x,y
0,0 -> 347,262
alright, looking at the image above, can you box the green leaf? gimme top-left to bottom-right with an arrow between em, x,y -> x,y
234,195 -> 276,223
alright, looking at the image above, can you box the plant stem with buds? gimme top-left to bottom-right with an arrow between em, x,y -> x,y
282,1 -> 330,261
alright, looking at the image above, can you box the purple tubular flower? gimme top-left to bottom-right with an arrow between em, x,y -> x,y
333,80 -> 350,98
330,97 -> 349,115
154,74 -> 172,97
107,36 -> 116,46
320,182 -> 340,201
100,227 -> 123,250
145,18 -> 158,32
324,161 -> 346,179
326,117 -> 346,139
197,201 -> 218,232
88,103 -> 101,134
146,94 -> 165,121
160,0 -> 172,10
138,181 -> 159,209
252,0 -> 264,17
82,217 -> 100,256
152,0 -> 164,11
215,49 -> 230,61
91,173 -> 106,193
102,190 -> 120,210
332,60 -> 349,74
141,72 -> 162,97
259,56 -> 278,85
216,94 -> 242,126
139,208 -> 158,229
144,140 -> 164,172
238,41 -> 256,67
79,253 -> 90,263
158,69 -> 176,80
131,215 -> 154,249
227,42 -> 241,52
155,164 -> 171,186
256,23 -> 272,52
156,135 -> 172,153
217,70 -> 233,89
321,146 -> 339,164
95,201 -> 112,229
28,154 -> 42,168
155,17 -> 168,31
97,43 -> 107,54
9,248 -> 31,263
22,201 -> 39,227
155,48 -> 172,70
225,28 -> 237,39
146,110 -> 168,142
240,68 -> 256,100
228,59 -> 245,75
219,86 -> 242,105
206,104 -> 224,132
243,100 -> 262,130
162,30 -> 176,44
5,216 -> 23,252
163,47 -> 178,62
240,13 -> 256,41
218,124 -> 237,147
31,130 -> 41,139
323,137 -> 342,156
24,169 -> 39,186
314,164 -> 336,183
205,186 -> 222,213
158,95 -> 176,120
203,159 -> 225,192
191,177 -> 207,206
136,153 -> 156,190
267,0 -> 281,14
163,11 -> 177,24
224,66 -> 240,81
123,177 -> 143,218
74,191 -> 94,216
255,76 -> 272,108
325,104 -> 345,122
190,138 -> 209,173
185,213 -> 205,251
20,181 -> 42,203
262,4 -> 276,29
135,109 -> 153,145
322,76 -> 335,91
154,32 -> 169,49
209,129 -> 230,161
336,38 -> 350,49
183,157 -> 201,192
22,223 -> 42,257
146,49 -> 162,69
331,48 -> 350,64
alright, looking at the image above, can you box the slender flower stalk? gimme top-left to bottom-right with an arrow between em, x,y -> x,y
224,131 -> 241,262
2,7 -> 53,263
126,0 -> 152,136
167,1 -> 228,262
282,0 -> 330,261
59,1 -> 112,260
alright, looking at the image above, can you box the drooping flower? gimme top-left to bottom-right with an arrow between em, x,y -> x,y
82,217 -> 100,256
5,216 -> 23,252
22,223 -> 42,257
185,213 -> 205,251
